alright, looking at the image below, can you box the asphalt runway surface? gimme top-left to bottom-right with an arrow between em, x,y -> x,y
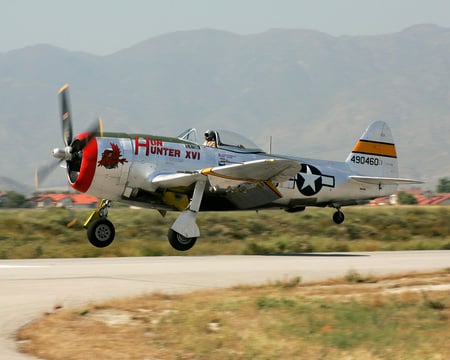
1,251 -> 449,359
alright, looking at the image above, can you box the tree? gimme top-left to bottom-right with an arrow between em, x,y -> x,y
397,192 -> 418,205
0,191 -> 30,208
437,177 -> 450,193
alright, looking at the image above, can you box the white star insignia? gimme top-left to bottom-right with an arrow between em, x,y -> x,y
301,165 -> 321,192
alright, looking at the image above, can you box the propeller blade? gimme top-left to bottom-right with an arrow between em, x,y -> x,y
39,86 -> 105,188
35,160 -> 62,190
74,116 -> 103,152
59,84 -> 73,147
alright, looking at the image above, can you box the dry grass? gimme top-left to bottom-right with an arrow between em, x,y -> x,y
18,270 -> 450,360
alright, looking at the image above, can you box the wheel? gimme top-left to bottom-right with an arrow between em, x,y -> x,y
333,211 -> 345,224
167,229 -> 197,251
87,218 -> 115,248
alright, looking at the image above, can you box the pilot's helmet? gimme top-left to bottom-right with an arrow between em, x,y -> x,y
204,130 -> 216,141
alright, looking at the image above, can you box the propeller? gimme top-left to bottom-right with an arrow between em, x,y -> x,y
60,84 -> 73,147
35,84 -> 103,190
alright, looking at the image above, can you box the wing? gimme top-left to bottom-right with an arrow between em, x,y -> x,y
201,159 -> 301,209
151,158 -> 301,209
349,175 -> 423,185
201,159 -> 300,186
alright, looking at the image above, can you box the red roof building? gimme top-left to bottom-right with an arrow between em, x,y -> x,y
416,193 -> 450,205
33,193 -> 99,208
371,190 -> 450,206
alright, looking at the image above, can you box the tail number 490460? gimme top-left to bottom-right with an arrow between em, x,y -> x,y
350,155 -> 381,166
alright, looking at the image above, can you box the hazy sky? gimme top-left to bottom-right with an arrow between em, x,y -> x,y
2,0 -> 450,55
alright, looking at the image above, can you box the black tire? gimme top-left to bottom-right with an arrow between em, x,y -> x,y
87,218 -> 115,248
333,211 -> 345,224
167,229 -> 197,251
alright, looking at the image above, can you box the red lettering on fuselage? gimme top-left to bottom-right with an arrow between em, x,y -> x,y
151,139 -> 163,146
185,151 -> 201,160
135,137 -> 181,158
153,147 -> 181,157
135,137 -> 150,156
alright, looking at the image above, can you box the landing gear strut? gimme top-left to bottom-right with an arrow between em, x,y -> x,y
84,199 -> 116,248
169,180 -> 206,251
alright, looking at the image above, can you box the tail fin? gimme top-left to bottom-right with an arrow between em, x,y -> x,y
346,121 -> 398,178
346,121 -> 422,185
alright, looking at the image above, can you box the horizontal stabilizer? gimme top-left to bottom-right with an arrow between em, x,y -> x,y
349,175 -> 423,185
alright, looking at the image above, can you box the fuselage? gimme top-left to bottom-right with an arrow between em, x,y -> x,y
51,85 -> 419,251
69,132 -> 395,212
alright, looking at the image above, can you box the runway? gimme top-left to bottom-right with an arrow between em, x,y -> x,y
1,251 -> 449,359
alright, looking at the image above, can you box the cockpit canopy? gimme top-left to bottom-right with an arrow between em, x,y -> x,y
177,128 -> 264,154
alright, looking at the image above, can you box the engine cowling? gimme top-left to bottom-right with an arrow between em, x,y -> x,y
67,133 -> 99,193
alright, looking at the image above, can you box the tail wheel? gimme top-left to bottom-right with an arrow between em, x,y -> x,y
87,218 -> 115,248
333,211 -> 345,224
168,229 -> 197,251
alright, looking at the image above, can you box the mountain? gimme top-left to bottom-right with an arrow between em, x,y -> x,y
1,24 -> 449,191
0,176 -> 33,195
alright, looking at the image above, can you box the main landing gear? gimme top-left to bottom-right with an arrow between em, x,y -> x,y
84,199 -> 115,248
168,180 -> 206,251
83,181 -> 206,251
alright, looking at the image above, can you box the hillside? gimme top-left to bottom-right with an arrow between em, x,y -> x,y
1,24 -> 449,189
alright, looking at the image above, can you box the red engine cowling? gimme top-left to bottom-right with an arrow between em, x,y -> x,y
67,133 -> 98,193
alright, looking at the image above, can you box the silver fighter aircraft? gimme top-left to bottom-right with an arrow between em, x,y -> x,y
38,85 -> 422,251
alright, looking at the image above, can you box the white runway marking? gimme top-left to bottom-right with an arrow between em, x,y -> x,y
0,265 -> 45,269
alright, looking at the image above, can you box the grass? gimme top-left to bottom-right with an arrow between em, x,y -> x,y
17,270 -> 450,360
0,206 -> 450,258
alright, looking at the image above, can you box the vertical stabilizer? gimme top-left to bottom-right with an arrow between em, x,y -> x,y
345,121 -> 398,178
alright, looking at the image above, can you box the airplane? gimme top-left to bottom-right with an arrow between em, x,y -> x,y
37,84 -> 422,251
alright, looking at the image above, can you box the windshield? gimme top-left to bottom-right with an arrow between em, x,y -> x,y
216,129 -> 262,152
177,128 -> 263,153
177,128 -> 198,144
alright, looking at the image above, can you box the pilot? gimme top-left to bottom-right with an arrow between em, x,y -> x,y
203,130 -> 217,147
